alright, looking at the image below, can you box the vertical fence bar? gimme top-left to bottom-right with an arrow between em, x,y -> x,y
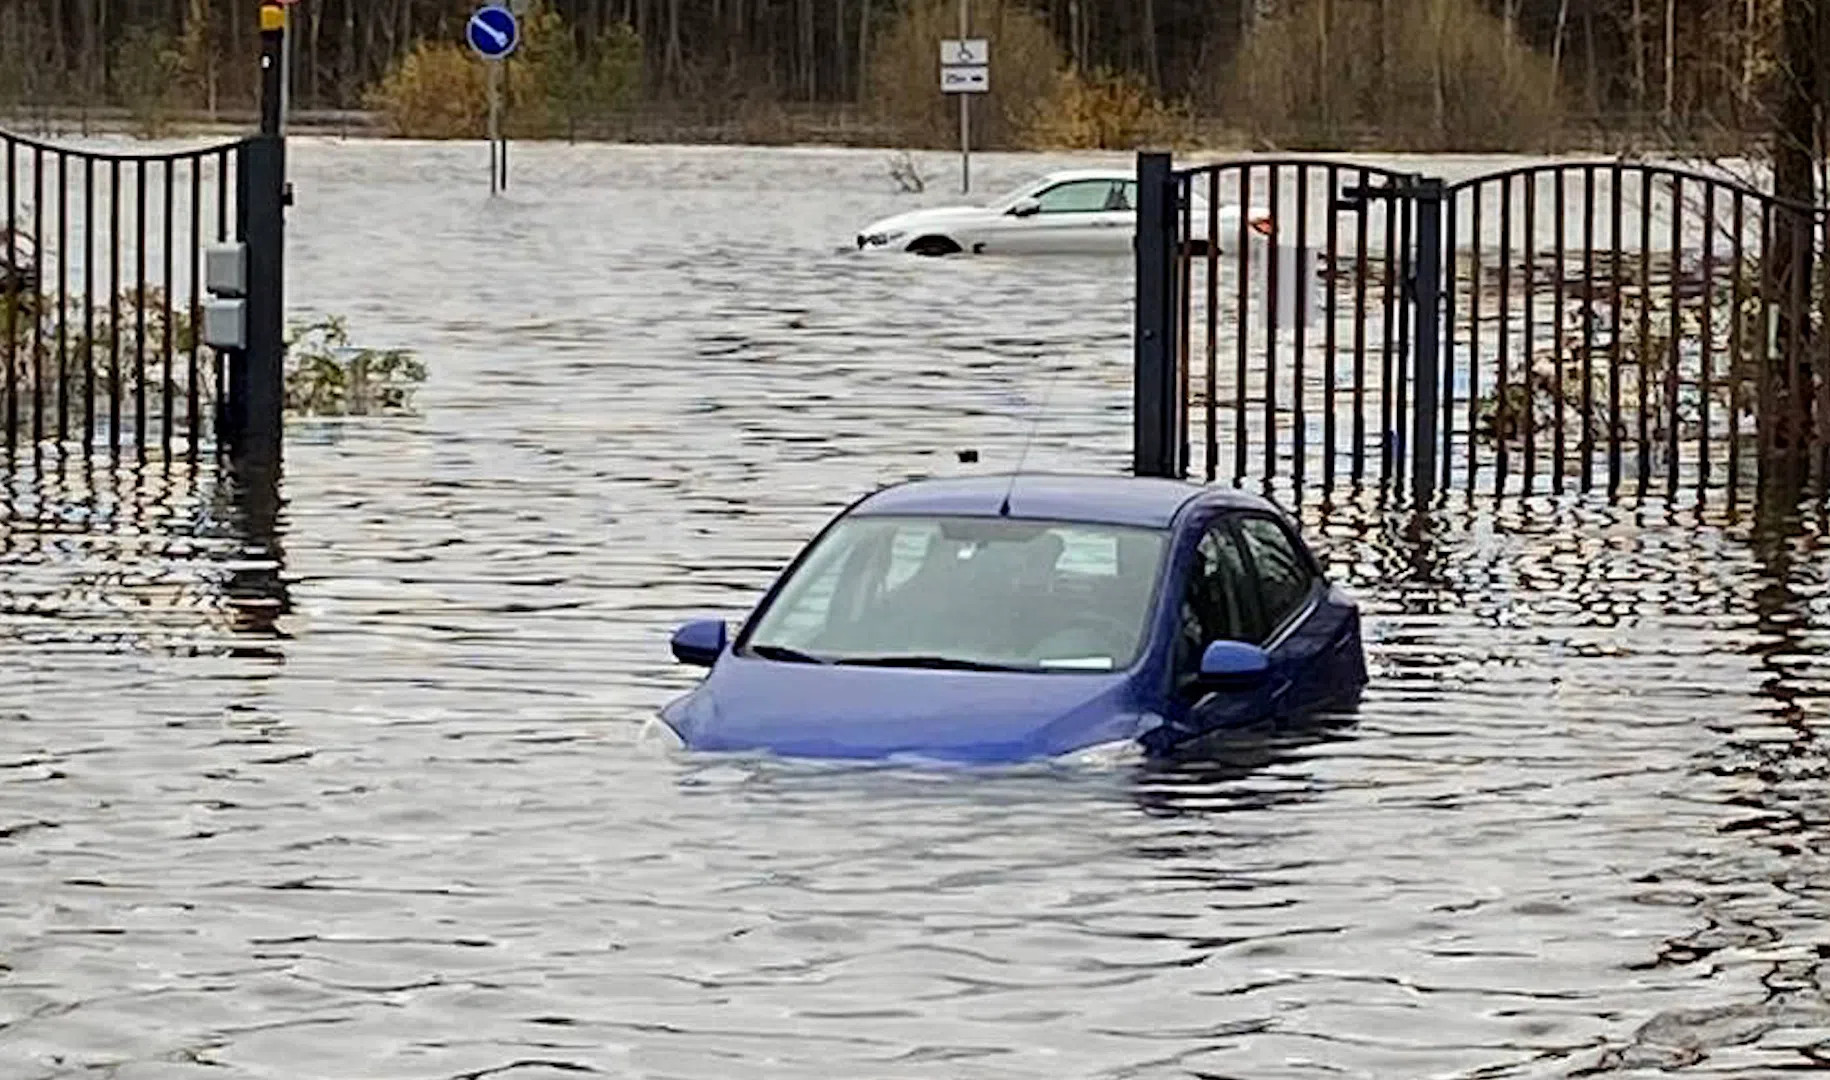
1205,169 -> 1220,483
1236,166 -> 1252,484
4,138 -> 16,451
30,147 -> 45,447
215,148 -> 230,434
1728,192 -> 1745,500
134,159 -> 148,457
1637,171 -> 1654,496
1265,166 -> 1282,484
1553,171 -> 1567,493
56,152 -> 68,446
1177,175 -> 1193,475
109,159 -> 121,455
1755,201 -> 1775,494
1608,165 -> 1626,496
161,159 -> 176,458
1819,209 -> 1830,493
1380,191 -> 1399,486
1441,187 -> 1458,494
1698,183 -> 1715,499
1394,188 -> 1413,495
1294,165 -> 1310,495
1351,170 -> 1368,484
1132,151 -> 1177,479
1412,179 -> 1444,505
1325,164 -> 1340,495
1467,185 -> 1483,493
1522,174 -> 1538,494
1580,166 -> 1597,491
83,157 -> 94,452
187,158 -> 202,456
1496,175 -> 1513,497
1666,177 -> 1683,498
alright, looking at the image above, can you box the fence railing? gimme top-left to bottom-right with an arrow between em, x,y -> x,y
1134,152 -> 1830,507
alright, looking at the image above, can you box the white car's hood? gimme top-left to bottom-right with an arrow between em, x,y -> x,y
857,204 -> 995,243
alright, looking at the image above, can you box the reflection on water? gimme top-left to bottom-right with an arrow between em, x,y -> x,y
0,449 -> 289,658
1,142 -> 1828,1079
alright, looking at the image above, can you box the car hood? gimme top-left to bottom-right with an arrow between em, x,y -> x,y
857,204 -> 994,238
661,656 -> 1154,763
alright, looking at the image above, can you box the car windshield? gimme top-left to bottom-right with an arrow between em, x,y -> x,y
743,515 -> 1169,672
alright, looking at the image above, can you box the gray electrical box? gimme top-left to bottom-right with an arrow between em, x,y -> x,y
204,243 -> 247,298
202,298 -> 247,350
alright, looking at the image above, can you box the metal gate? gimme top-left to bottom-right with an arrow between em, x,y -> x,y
1,8 -> 288,468
1134,152 -> 1830,505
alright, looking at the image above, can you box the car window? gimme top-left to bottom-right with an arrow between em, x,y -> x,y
1034,180 -> 1117,214
1237,516 -> 1315,633
1115,181 -> 1137,211
1176,524 -> 1263,676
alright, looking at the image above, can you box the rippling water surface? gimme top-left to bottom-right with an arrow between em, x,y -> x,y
3,142 -> 1830,1080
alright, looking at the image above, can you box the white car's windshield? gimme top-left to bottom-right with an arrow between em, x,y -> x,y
986,180 -> 1042,210
744,515 -> 1169,672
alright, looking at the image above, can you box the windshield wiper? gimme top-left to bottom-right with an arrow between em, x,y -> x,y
833,655 -> 1025,672
748,644 -> 830,664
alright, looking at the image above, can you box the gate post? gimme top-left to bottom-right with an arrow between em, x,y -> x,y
1409,178 -> 1445,504
1134,151 -> 1181,479
229,4 -> 288,466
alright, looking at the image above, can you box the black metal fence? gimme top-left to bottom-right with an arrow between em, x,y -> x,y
0,9 -> 287,469
2,134 -> 246,459
1135,152 -> 1830,507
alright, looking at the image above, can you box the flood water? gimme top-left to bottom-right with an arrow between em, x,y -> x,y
3,141 -> 1830,1079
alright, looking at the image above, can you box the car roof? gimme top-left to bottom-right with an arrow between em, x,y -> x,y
851,473 -> 1278,529
1036,167 -> 1137,185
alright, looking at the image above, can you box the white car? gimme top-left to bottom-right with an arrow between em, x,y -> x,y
855,168 -> 1272,257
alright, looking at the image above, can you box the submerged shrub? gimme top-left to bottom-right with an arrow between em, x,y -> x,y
285,317 -> 424,418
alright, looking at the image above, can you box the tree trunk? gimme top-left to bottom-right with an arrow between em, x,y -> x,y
1630,0 -> 1645,113
1142,0 -> 1159,89
1765,0 -> 1820,492
857,0 -> 870,101
1317,0 -> 1330,135
1551,0 -> 1570,106
1662,0 -> 1675,123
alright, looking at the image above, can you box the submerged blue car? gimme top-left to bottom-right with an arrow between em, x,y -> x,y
648,474 -> 1367,764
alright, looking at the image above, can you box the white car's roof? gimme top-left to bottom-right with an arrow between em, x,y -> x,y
1033,167 -> 1137,184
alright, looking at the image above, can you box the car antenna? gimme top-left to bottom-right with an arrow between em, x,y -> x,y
999,360 -> 1066,517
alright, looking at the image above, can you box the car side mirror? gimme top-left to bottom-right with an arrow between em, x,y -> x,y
1197,640 -> 1270,691
670,619 -> 728,667
1009,197 -> 1042,218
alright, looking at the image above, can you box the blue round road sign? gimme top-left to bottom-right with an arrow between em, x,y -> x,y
467,5 -> 519,60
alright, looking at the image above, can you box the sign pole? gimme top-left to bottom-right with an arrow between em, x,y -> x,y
467,4 -> 519,196
488,62 -> 501,196
958,0 -> 970,194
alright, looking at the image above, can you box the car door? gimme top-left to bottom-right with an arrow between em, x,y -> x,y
1233,514 -> 1360,716
985,179 -> 1122,255
1160,516 -> 1274,744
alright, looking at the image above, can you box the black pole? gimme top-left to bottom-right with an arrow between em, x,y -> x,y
1410,178 -> 1445,504
233,4 -> 288,467
1134,151 -> 1180,479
